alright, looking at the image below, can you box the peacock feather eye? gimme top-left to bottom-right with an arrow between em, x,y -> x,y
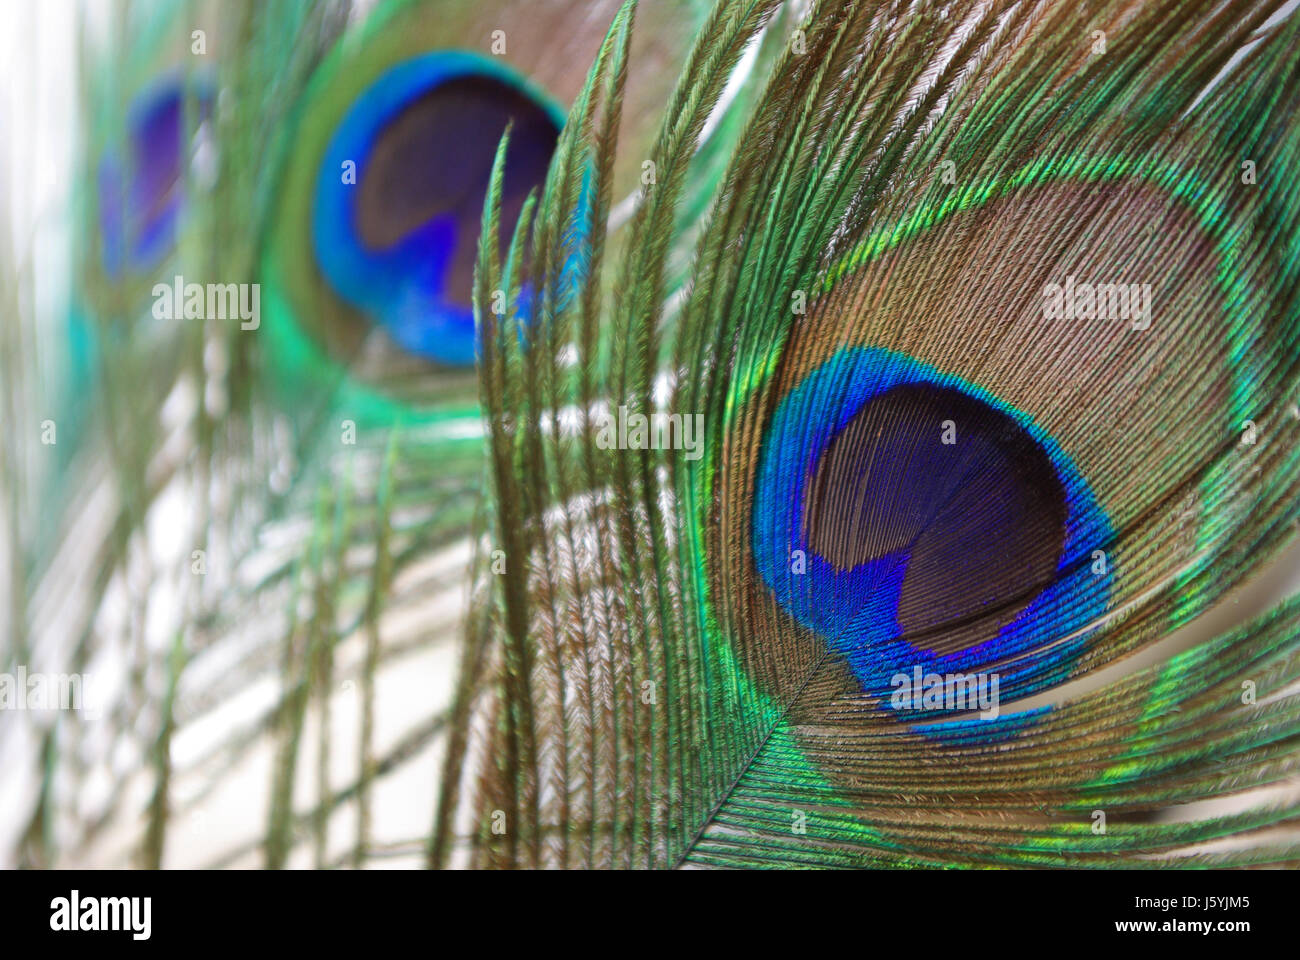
722,166 -> 1254,739
752,346 -> 1112,704
312,53 -> 565,366
260,0 -> 704,418
98,76 -> 212,275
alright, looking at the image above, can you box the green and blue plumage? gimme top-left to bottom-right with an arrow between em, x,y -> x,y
6,0 -> 1300,870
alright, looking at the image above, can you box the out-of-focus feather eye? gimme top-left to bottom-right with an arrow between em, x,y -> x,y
98,78 -> 212,274
313,53 -> 563,366
260,0 -> 702,416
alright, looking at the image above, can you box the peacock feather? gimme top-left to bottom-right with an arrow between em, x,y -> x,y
2,0 -> 1299,871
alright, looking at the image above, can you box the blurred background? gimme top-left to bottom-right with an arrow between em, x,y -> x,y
0,0 -> 530,869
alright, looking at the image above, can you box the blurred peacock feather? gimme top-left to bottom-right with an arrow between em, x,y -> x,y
2,0 -> 1299,869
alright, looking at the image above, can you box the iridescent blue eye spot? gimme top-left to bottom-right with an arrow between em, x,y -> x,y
313,53 -> 567,367
753,347 -> 1113,705
98,78 -> 212,274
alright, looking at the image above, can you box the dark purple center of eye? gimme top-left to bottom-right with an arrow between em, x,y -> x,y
805,383 -> 1067,651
